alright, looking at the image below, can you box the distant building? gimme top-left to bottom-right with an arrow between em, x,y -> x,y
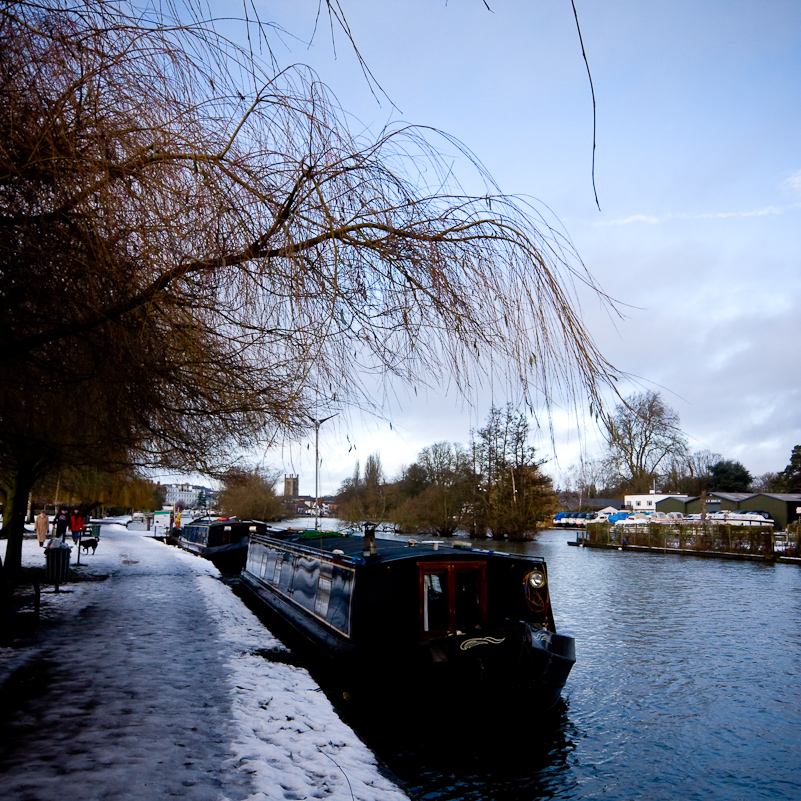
164,483 -> 214,509
284,475 -> 299,497
624,492 -> 689,512
656,492 -> 801,530
558,494 -> 622,512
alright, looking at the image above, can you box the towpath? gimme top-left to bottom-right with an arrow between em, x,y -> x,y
0,523 -> 407,801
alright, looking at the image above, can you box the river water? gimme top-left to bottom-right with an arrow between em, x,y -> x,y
334,529 -> 801,801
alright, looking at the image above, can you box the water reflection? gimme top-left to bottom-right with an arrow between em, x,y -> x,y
338,693 -> 576,801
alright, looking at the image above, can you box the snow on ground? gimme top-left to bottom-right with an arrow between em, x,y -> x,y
0,522 -> 408,801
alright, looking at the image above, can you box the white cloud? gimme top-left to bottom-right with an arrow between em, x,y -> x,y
600,203 -> 800,226
601,214 -> 664,226
782,169 -> 801,196
697,205 -> 787,219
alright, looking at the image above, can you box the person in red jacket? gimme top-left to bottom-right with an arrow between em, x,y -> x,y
69,508 -> 85,544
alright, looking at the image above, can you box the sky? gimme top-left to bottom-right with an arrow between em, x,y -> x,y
1,521 -> 408,800
171,1 -> 801,497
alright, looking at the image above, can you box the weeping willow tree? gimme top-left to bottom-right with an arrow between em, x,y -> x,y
0,1 -> 619,573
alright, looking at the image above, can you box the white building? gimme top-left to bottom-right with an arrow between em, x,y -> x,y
164,483 -> 210,509
624,492 -> 689,511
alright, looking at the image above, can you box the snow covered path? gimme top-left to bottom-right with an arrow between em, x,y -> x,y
0,524 -> 408,801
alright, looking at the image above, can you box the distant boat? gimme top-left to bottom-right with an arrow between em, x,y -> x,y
240,524 -> 576,709
710,511 -> 775,527
177,517 -> 269,569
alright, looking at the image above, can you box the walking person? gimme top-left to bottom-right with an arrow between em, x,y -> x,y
70,508 -> 85,544
54,507 -> 70,542
35,510 -> 50,547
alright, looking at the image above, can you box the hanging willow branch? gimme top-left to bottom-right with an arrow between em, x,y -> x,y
1,0 -> 621,474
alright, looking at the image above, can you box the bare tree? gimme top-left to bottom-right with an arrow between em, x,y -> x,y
752,472 -> 781,493
603,391 -> 688,493
563,456 -> 614,505
217,468 -> 282,522
395,442 -> 474,536
661,449 -> 723,495
338,453 -> 387,522
1,2 -> 620,572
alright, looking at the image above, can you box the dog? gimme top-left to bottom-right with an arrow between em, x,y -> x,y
79,537 -> 99,554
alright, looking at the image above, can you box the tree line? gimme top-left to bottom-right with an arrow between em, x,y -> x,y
336,406 -> 558,540
24,468 -> 164,518
561,390 -> 801,503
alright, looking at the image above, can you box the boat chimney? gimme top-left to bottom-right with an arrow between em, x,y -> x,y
363,522 -> 377,558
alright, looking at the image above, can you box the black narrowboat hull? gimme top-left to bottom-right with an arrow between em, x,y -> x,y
178,537 -> 250,569
177,519 -> 268,571
240,530 -> 575,709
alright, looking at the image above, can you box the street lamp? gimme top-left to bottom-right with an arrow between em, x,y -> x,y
311,414 -> 337,531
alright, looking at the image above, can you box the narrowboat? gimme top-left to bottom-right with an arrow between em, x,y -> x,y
177,517 -> 268,569
240,524 -> 576,709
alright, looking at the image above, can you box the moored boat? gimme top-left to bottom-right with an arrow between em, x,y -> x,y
177,517 -> 268,569
240,524 -> 575,709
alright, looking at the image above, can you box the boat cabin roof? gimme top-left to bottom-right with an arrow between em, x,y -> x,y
186,517 -> 264,529
256,530 -> 546,568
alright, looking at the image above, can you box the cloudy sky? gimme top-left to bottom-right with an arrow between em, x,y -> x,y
189,1 -> 801,497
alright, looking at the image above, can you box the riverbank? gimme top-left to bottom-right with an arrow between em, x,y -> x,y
0,523 -> 408,801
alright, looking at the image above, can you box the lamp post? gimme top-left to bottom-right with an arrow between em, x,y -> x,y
311,414 -> 337,530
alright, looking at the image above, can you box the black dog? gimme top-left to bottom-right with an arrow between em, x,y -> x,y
79,537 -> 99,554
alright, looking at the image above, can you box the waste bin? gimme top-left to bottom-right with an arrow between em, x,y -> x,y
88,523 -> 101,539
45,543 -> 71,588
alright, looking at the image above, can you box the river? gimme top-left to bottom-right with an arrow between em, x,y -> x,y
331,528 -> 801,801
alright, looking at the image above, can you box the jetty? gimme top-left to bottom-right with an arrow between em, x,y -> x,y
568,522 -> 800,564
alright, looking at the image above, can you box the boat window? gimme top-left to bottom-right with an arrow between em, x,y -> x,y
454,570 -> 481,632
423,572 -> 449,633
259,549 -> 276,580
272,557 -> 283,585
315,576 -> 332,617
419,562 -> 487,637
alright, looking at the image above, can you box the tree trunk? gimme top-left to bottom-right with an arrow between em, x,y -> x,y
2,467 -> 36,579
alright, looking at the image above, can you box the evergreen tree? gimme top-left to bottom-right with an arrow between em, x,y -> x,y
471,405 -> 557,540
778,446 -> 801,492
707,460 -> 752,492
